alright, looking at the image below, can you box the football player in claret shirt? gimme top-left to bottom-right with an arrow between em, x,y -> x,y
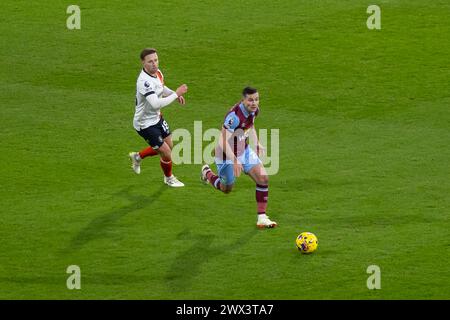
201,87 -> 277,228
129,48 -> 187,187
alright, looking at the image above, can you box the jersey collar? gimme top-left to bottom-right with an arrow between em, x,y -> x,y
142,68 -> 157,78
239,102 -> 255,118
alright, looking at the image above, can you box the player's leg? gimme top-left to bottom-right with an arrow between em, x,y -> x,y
156,141 -> 172,175
156,141 -> 183,187
201,162 -> 234,194
164,135 -> 173,150
129,128 -> 159,174
158,119 -> 184,187
244,148 -> 277,228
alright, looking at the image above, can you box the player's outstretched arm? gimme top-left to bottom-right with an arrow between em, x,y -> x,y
145,84 -> 188,110
146,92 -> 177,110
162,85 -> 174,97
162,85 -> 185,105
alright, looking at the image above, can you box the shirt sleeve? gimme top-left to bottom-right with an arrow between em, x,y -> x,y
223,112 -> 240,132
145,92 -> 178,110
138,79 -> 156,97
162,85 -> 175,97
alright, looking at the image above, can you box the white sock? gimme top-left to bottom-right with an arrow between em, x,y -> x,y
258,214 -> 267,220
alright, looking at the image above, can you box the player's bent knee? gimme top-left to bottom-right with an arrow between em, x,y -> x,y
160,152 -> 171,161
258,175 -> 269,185
158,144 -> 172,160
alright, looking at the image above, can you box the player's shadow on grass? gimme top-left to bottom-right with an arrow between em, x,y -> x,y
64,185 -> 166,252
165,228 -> 257,293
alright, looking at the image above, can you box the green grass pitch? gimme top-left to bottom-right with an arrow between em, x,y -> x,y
1,0 -> 449,299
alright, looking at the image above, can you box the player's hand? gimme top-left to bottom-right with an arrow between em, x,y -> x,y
233,162 -> 243,177
177,96 -> 186,105
257,144 -> 266,157
176,84 -> 188,97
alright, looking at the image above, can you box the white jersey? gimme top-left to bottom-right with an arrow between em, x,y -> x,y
133,68 -> 178,130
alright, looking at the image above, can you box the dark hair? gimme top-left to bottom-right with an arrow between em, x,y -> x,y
242,86 -> 258,97
140,48 -> 157,60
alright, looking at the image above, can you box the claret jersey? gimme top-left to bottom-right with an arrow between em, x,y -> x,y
216,102 -> 259,159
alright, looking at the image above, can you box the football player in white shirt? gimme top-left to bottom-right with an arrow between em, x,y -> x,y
129,48 -> 188,187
